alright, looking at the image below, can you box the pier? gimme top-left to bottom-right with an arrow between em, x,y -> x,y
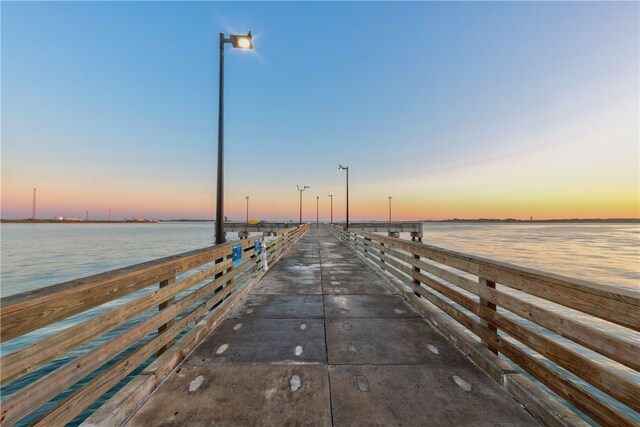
1,225 -> 638,426
114,228 -> 535,426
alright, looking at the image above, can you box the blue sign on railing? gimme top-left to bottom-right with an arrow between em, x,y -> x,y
232,244 -> 242,267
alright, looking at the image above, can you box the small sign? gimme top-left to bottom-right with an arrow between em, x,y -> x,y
254,239 -> 261,255
232,244 -> 243,267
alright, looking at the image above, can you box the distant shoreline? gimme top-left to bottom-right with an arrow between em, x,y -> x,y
1,218 -> 638,224
424,218 -> 640,223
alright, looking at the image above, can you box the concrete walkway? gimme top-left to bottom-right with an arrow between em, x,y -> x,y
127,229 -> 538,426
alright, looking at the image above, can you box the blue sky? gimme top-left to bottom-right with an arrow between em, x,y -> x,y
2,1 -> 638,220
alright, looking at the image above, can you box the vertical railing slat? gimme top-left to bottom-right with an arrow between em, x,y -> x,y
157,275 -> 176,356
478,277 -> 498,355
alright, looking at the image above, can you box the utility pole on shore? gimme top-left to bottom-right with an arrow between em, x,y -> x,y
32,188 -> 36,220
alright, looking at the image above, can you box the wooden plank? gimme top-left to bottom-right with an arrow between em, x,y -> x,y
357,229 -> 640,331
79,374 -> 156,427
478,264 -> 639,331
484,309 -> 640,413
496,333 -> 636,427
382,244 -> 478,296
0,244 -> 234,342
157,276 -> 176,355
142,260 -> 268,385
146,228 -> 301,383
504,373 -> 590,427
484,286 -> 640,371
360,228 -> 639,304
409,281 -> 634,426
398,278 -> 592,427
0,308 -> 176,426
412,253 -> 421,299
0,258 -> 232,385
31,264 -> 251,427
478,278 -> 498,354
385,257 -> 479,315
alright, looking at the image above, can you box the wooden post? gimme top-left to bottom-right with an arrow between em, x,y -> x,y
157,275 -> 176,356
479,277 -> 498,355
412,254 -> 421,297
379,241 -> 385,271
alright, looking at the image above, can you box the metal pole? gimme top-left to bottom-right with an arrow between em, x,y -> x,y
346,168 -> 349,229
389,196 -> 392,226
328,195 -> 333,224
215,33 -> 225,245
246,196 -> 249,225
316,196 -> 319,227
299,189 -> 302,224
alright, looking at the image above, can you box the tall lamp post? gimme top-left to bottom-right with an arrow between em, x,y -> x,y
327,194 -> 333,224
297,185 -> 310,224
388,196 -> 392,227
215,31 -> 253,245
316,196 -> 319,227
245,196 -> 250,225
338,165 -> 349,229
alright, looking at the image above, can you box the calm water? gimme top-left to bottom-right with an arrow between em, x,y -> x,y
2,222 -> 236,297
1,221 -> 638,424
418,222 -> 640,289
2,222 -> 638,296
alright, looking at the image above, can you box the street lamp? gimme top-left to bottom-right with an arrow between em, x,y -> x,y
246,196 -> 249,225
388,196 -> 392,227
338,165 -> 349,229
297,185 -> 310,224
316,196 -> 319,227
327,194 -> 333,224
215,31 -> 253,245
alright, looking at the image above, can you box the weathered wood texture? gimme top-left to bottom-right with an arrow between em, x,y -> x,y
0,225 -> 308,426
329,225 -> 640,427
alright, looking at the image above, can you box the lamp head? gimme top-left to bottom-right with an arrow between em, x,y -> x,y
230,31 -> 253,49
338,164 -> 348,170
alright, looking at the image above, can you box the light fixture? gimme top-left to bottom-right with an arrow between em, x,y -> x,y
230,32 -> 253,49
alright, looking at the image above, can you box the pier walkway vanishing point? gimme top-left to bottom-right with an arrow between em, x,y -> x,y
124,228 -> 538,426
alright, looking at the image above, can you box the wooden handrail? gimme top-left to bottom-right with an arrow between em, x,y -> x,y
0,224 -> 309,426
329,225 -> 639,427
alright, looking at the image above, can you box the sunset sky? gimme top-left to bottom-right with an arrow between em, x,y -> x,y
2,1 -> 638,221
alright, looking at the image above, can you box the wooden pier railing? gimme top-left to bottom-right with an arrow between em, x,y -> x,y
0,224 -> 308,426
330,225 -> 639,427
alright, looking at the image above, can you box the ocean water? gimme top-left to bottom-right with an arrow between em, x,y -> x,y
3,222 -> 637,297
417,222 -> 640,289
1,222 -> 220,297
1,221 -> 638,424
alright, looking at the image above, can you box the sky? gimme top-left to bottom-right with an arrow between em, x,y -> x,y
2,1 -> 638,221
